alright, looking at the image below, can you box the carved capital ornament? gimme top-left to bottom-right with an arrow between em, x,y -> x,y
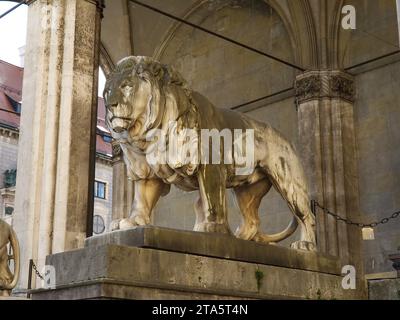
295,71 -> 355,104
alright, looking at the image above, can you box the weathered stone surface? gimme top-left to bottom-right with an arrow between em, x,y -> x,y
355,61 -> 400,274
295,69 -> 365,289
30,227 -> 368,300
368,278 -> 400,300
85,226 -> 339,275
32,241 -> 367,300
13,0 -> 102,292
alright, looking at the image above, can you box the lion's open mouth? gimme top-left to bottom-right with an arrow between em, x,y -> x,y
110,116 -> 133,133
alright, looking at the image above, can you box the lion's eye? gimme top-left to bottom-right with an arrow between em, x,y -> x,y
120,83 -> 131,89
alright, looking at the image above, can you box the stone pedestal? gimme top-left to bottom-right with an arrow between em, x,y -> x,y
31,227 -> 367,300
369,278 -> 400,300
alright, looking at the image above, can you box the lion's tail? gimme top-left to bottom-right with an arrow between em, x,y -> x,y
4,228 -> 20,290
253,216 -> 298,243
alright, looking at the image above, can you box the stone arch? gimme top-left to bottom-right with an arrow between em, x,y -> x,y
153,0 -> 207,60
152,0 -> 299,109
153,0 -> 319,71
328,0 -> 345,69
266,0 -> 319,69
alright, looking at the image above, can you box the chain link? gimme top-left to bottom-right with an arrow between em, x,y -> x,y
31,261 -> 45,281
313,200 -> 400,229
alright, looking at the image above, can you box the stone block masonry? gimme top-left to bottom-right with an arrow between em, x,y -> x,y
32,226 -> 367,300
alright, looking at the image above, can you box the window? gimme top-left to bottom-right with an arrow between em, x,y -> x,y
93,215 -> 105,234
94,181 -> 106,199
4,169 -> 17,188
6,95 -> 21,114
102,135 -> 112,143
5,206 -> 13,216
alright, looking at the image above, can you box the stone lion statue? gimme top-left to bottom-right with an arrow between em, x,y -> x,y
104,56 -> 316,251
0,218 -> 20,297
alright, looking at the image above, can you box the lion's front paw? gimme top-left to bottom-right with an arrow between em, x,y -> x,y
0,289 -> 11,297
110,219 -> 122,231
290,240 -> 316,252
111,215 -> 149,231
194,222 -> 232,234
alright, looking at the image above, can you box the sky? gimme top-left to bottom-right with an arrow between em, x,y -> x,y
0,1 -> 106,96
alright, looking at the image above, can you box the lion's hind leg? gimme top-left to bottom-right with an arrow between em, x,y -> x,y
233,179 -> 272,240
289,190 -> 317,251
260,138 -> 317,251
193,196 -> 206,232
269,174 -> 316,251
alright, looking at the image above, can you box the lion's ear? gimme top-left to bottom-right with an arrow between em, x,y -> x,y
149,63 -> 165,82
136,61 -> 164,82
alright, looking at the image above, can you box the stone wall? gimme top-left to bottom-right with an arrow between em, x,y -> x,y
340,0 -> 400,273
340,0 -> 399,69
158,0 -> 295,109
354,60 -> 400,273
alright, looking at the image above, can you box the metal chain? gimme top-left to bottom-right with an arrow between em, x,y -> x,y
312,200 -> 400,229
31,261 -> 45,281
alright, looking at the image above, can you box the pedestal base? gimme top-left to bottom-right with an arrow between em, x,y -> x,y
31,226 -> 367,300
368,277 -> 400,300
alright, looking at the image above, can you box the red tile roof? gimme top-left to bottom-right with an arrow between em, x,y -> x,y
0,59 -> 112,157
0,60 -> 23,101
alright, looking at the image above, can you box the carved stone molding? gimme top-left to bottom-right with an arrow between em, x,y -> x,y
27,0 -> 105,12
207,0 -> 247,10
0,126 -> 19,140
112,140 -> 123,162
295,70 -> 355,104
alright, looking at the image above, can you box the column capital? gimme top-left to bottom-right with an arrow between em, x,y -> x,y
27,0 -> 105,12
295,70 -> 355,104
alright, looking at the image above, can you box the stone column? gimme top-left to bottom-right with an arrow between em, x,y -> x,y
111,142 -> 133,222
295,71 -> 363,270
397,0 -> 400,44
13,0 -> 103,291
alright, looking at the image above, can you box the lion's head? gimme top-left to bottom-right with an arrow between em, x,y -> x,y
104,56 -> 191,138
